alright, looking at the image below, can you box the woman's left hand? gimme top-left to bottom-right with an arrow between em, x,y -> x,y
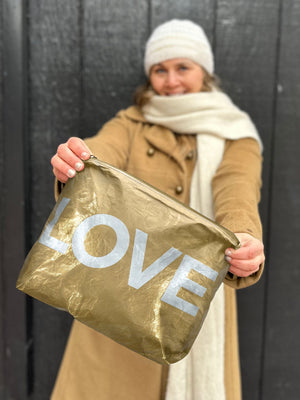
225,233 -> 265,277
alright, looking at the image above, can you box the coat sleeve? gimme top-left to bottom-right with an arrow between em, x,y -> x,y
54,110 -> 135,200
84,110 -> 135,169
212,137 -> 264,289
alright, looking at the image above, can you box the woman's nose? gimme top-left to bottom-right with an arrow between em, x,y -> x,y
166,71 -> 179,87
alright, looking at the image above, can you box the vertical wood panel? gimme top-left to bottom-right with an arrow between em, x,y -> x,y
150,0 -> 215,35
215,0 -> 280,229
262,1 -> 300,398
1,0 -> 28,398
214,1 -> 280,399
82,0 -> 149,136
29,1 -> 81,398
0,0 -> 5,396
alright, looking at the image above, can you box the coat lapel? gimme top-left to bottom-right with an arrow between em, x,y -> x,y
126,105 -> 186,172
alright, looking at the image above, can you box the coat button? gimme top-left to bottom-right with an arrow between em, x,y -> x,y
147,147 -> 155,156
175,185 -> 183,195
186,150 -> 194,160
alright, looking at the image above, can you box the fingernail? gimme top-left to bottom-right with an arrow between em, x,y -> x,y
225,250 -> 232,256
225,255 -> 232,263
75,162 -> 84,171
67,169 -> 76,178
81,152 -> 90,159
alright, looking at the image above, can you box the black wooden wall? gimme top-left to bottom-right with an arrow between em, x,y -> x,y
1,0 -> 299,399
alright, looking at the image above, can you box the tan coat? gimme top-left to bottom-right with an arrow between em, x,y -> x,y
52,106 -> 263,400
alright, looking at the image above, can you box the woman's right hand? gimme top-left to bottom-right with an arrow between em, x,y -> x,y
51,137 -> 92,183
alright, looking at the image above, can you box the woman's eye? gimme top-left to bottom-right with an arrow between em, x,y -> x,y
154,68 -> 166,74
179,65 -> 188,71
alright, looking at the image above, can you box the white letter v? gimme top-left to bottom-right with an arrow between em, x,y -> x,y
128,229 -> 182,289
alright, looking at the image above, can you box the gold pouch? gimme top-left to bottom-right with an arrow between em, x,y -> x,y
17,156 -> 239,364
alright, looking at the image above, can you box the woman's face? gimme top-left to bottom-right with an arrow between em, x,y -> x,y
149,58 -> 205,96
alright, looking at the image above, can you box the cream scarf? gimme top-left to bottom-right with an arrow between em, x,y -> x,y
143,91 -> 262,400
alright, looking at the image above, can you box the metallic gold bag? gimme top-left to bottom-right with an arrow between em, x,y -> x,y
17,156 -> 239,364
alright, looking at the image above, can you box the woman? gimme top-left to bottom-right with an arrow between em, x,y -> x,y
51,19 -> 265,400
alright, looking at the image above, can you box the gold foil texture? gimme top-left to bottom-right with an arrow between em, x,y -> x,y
17,157 -> 239,364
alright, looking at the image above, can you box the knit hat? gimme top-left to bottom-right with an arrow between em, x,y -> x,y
144,19 -> 214,76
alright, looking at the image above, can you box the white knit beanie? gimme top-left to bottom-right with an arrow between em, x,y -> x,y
144,19 -> 214,76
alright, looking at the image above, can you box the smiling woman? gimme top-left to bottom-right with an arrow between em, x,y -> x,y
50,19 -> 264,400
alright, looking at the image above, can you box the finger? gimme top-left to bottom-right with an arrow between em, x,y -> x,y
228,264 -> 259,278
227,254 -> 264,272
225,242 -> 264,260
51,154 -> 77,179
53,167 -> 69,183
56,144 -> 85,172
67,137 -> 91,159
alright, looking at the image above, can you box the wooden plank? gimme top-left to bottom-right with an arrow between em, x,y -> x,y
215,0 -> 280,229
28,1 -> 81,398
213,1 -> 280,399
150,0 -> 215,37
0,0 -> 5,396
82,0 -> 149,136
1,0 -> 28,398
262,1 -> 300,398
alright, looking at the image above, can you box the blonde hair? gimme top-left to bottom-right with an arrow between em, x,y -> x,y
134,70 -> 221,107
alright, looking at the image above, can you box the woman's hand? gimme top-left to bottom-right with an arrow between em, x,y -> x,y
51,137 -> 91,183
225,232 -> 265,277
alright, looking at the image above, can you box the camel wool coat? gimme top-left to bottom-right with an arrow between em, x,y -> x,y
51,105 -> 263,400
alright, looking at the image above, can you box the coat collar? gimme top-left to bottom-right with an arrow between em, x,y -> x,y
122,105 -> 146,122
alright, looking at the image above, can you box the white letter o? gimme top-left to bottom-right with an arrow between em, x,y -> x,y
72,214 -> 130,268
